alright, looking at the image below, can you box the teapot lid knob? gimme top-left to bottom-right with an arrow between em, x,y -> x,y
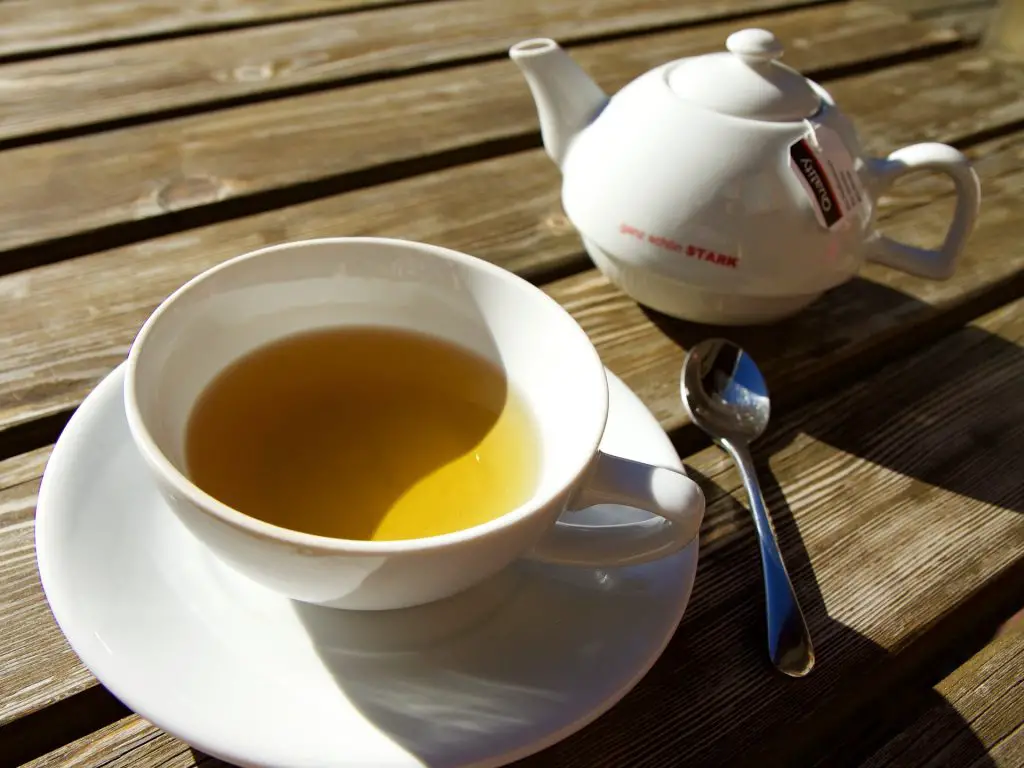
726,28 -> 784,62
667,27 -> 820,121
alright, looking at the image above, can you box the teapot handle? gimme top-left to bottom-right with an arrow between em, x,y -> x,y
865,143 -> 980,280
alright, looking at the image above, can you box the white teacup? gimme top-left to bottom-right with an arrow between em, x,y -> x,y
124,238 -> 704,610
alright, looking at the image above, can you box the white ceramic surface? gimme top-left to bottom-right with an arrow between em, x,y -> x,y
36,364 -> 699,768
122,238 -> 703,610
666,28 -> 820,121
510,30 -> 981,325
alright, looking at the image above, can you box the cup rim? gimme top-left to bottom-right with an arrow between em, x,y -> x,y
124,237 -> 610,554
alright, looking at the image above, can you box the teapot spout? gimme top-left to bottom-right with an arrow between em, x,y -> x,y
510,39 -> 608,168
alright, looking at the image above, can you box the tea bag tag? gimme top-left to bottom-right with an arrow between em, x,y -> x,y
790,119 -> 868,232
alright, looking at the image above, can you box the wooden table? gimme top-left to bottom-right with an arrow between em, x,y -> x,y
1,0 -> 1022,765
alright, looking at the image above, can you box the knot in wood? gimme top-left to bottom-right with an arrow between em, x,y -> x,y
232,62 -> 278,82
544,213 -> 573,233
156,175 -> 226,212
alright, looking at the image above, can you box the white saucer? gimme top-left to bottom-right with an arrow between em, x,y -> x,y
36,365 -> 699,768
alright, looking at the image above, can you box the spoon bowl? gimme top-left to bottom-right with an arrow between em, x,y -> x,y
681,339 -> 770,443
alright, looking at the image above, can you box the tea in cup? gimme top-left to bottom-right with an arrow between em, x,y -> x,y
185,325 -> 540,542
124,238 -> 704,610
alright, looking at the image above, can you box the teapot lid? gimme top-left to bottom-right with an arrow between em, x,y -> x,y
666,29 -> 821,121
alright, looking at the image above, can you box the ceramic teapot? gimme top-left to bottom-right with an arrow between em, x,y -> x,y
510,29 -> 981,325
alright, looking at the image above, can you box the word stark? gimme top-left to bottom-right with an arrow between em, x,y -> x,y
619,223 -> 738,269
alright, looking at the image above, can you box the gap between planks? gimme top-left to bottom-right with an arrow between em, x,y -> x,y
5,115 -> 1024,763
0,6 -> 967,273
8,296 -> 1024,768
0,1 -> 943,149
2,51 -> 1024,455
756,559 -> 1024,765
2,138 -> 1024,749
0,3 -> 1015,765
810,625 -> 1024,766
524,296 -> 1024,767
0,8 -> 988,452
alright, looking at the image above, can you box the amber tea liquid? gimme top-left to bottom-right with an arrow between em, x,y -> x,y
185,327 -> 538,541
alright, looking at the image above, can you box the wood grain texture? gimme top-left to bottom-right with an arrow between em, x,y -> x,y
0,10 -> 964,259
3,145 -> 1023,751
0,150 -> 567,438
0,455 -> 84,727
954,9 -> 1003,40
4,90 -> 1024,460
0,45 -> 1018,442
16,298 -> 1024,767
844,631 -> 1024,766
22,717 -> 204,768
868,0 -> 997,47
0,0 -> 875,145
985,0 -> 1024,58
0,0 -> 426,61
0,447 -> 49,491
524,297 -> 1024,767
870,0 -> 997,19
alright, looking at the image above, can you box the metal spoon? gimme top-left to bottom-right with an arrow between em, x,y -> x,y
681,339 -> 815,677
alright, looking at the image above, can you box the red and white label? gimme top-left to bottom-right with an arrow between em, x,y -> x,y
789,121 -> 867,231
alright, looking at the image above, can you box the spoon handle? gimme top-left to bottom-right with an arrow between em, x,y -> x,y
721,439 -> 815,677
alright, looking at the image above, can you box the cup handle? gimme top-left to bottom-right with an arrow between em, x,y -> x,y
528,451 -> 705,567
865,142 -> 981,280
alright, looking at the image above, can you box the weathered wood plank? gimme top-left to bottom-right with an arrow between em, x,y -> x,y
0,46 -> 1019,441
0,0 -> 880,145
0,0 -> 425,61
828,630 -> 1024,766
529,296 -> 1024,767
939,9 -> 1000,40
870,0 -> 997,20
16,297 -> 1024,767
0,149 -> 568,437
0,447 -> 49,492
0,10 -> 965,261
21,717 -> 202,768
985,0 -> 1024,58
0,466 -> 73,725
3,141 -> 1024,750
869,0 -> 997,49
3,40 -> 1023,739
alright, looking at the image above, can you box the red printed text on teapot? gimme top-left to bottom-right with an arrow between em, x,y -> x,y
619,223 -> 738,269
